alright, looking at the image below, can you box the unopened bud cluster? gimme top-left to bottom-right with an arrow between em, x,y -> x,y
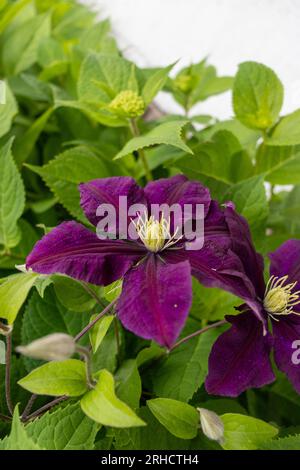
16,333 -> 76,362
174,74 -> 194,93
198,407 -> 224,444
109,90 -> 145,118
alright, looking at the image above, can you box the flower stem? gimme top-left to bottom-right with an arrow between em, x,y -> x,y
21,394 -> 37,421
76,345 -> 95,389
5,333 -> 13,416
129,118 -> 153,182
170,319 -> 227,351
113,317 -> 120,355
24,396 -> 68,422
81,282 -> 106,308
74,298 -> 118,342
0,413 -> 11,422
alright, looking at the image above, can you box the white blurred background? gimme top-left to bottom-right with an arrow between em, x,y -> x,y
81,0 -> 300,119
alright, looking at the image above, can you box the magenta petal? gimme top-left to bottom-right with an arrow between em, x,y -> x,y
117,255 -> 192,348
205,311 -> 275,397
79,176 -> 146,228
224,205 -> 265,298
144,174 -> 211,217
26,221 -> 144,286
269,239 -> 300,288
272,316 -> 300,393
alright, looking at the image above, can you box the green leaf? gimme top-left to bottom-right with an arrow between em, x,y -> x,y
115,120 -> 192,160
141,64 -> 174,105
0,272 -> 38,324
78,53 -> 134,103
233,61 -> 283,130
267,109 -> 300,145
2,13 -> 51,75
190,278 -> 238,321
0,219 -> 38,270
21,287 -> 89,371
151,323 -> 223,402
0,81 -> 18,137
115,360 -> 142,409
114,407 -> 193,450
221,413 -> 278,450
0,406 -> 41,450
0,0 -> 32,35
260,434 -> 300,450
256,144 -> 300,184
26,403 -> 99,450
90,315 -> 114,353
18,359 -> 88,397
147,398 -> 198,439
80,369 -> 145,428
14,107 -> 54,165
176,130 -> 253,185
0,139 -> 25,248
26,147 -> 109,223
0,340 -> 5,364
223,175 -> 268,237
53,275 -> 101,313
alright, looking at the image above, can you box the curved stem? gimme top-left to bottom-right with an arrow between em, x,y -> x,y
25,396 -> 68,422
81,283 -> 106,308
21,394 -> 37,421
76,345 -> 95,389
170,319 -> 227,351
74,298 -> 118,342
129,118 -> 153,182
5,333 -> 13,416
0,413 -> 11,422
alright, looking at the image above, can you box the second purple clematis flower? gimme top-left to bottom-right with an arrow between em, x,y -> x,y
26,175 -> 247,348
206,236 -> 300,397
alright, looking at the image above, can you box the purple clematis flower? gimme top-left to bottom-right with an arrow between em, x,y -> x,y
26,175 -> 256,348
205,224 -> 300,397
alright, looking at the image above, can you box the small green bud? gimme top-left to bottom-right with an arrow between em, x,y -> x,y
16,333 -> 76,362
198,408 -> 224,444
174,74 -> 194,93
109,90 -> 145,118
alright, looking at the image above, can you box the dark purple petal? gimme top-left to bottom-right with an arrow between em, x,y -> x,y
272,316 -> 300,393
223,204 -> 265,298
79,176 -> 146,228
144,174 -> 211,217
205,311 -> 275,397
26,221 -> 145,286
117,255 -> 192,348
269,239 -> 300,294
164,241 -> 265,325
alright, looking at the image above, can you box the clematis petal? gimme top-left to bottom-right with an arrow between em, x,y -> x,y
272,316 -> 300,393
269,239 -> 300,292
116,255 -> 192,348
205,311 -> 275,397
79,176 -> 146,229
144,174 -> 211,217
164,240 -> 265,324
223,204 -> 265,298
26,221 -> 145,286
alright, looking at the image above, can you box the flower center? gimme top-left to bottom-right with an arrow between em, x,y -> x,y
109,90 -> 145,118
263,275 -> 300,320
133,214 -> 181,253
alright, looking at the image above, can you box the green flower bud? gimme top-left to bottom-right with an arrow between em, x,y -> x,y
16,333 -> 76,362
198,408 -> 224,444
109,90 -> 145,118
174,74 -> 194,93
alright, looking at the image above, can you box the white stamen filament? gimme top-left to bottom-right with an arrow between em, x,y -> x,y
133,214 -> 182,253
263,275 -> 300,321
